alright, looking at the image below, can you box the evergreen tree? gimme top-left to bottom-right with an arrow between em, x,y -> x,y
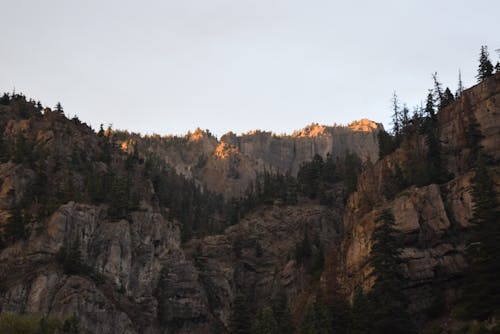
463,153 -> 500,319
464,114 -> 484,165
350,287 -> 372,334
456,69 -> 464,98
4,207 -> 29,241
391,92 -> 401,137
55,102 -> 64,113
230,293 -> 252,334
368,210 -> 415,334
441,87 -> 455,108
61,314 -> 79,334
424,91 -> 435,118
253,307 -> 277,334
432,72 -> 443,110
477,45 -> 494,82
495,61 -> 500,73
271,290 -> 294,334
377,129 -> 395,159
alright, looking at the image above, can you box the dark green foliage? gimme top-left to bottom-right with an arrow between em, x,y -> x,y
368,209 -> 415,334
477,46 -> 494,82
61,314 -> 79,334
350,288 -> 373,334
295,230 -> 312,264
425,92 -> 435,118
378,129 -> 396,159
441,87 -> 455,108
0,312 -> 63,334
465,114 -> 484,166
253,307 -> 277,334
300,294 -> 332,334
271,290 -> 294,334
495,62 -> 500,73
230,293 -> 252,334
462,153 -> 500,320
4,207 -> 30,242
55,102 -> 64,113
391,92 -> 401,137
298,154 -> 324,198
342,152 -> 362,195
56,241 -> 85,276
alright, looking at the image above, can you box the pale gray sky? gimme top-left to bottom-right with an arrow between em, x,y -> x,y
1,0 -> 499,136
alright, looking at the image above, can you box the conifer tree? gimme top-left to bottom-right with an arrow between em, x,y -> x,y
463,153 -> 500,319
271,290 -> 294,334
495,62 -> 500,73
368,210 -> 415,334
391,92 -> 401,137
477,45 -> 494,82
432,72 -> 443,109
253,307 -> 277,334
230,293 -> 252,334
350,287 -> 373,334
441,87 -> 455,108
456,70 -> 464,98
424,91 -> 435,118
377,129 -> 395,159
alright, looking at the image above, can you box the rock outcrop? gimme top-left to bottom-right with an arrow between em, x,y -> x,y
337,73 -> 500,324
116,119 -> 381,197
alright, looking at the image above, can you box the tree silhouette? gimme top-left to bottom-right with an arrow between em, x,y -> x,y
477,45 -> 494,82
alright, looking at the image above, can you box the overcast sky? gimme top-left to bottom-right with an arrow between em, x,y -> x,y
1,1 -> 499,136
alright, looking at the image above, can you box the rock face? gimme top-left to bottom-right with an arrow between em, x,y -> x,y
117,119 -> 381,197
0,202 -> 210,334
0,200 -> 341,333
338,73 -> 500,321
186,203 -> 341,328
439,73 -> 500,173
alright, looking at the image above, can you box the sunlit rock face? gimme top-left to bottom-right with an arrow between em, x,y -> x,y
337,74 -> 500,319
117,119 -> 381,197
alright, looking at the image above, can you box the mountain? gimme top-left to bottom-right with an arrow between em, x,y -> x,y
113,119 -> 380,198
0,73 -> 498,334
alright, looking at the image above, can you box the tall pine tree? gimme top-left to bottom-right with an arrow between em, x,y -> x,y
463,153 -> 500,319
368,209 -> 415,334
477,45 -> 494,82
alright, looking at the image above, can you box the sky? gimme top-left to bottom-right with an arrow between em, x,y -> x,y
1,0 -> 499,136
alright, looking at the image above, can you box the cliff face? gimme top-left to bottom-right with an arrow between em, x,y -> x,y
337,73 -> 500,322
116,119 -> 381,197
0,74 -> 498,333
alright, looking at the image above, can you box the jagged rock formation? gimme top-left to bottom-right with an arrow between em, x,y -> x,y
115,119 -> 381,197
337,73 -> 500,326
0,73 -> 498,333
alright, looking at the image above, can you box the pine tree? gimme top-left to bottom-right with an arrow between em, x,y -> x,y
4,207 -> 29,241
464,114 -> 484,166
463,153 -> 500,319
477,45 -> 494,82
441,87 -> 455,108
55,102 -> 64,113
253,307 -> 277,334
368,209 -> 415,334
377,129 -> 395,159
424,91 -> 435,118
271,290 -> 294,334
230,293 -> 252,334
391,92 -> 401,137
432,72 -> 443,109
350,287 -> 372,334
456,69 -> 464,98
495,62 -> 500,73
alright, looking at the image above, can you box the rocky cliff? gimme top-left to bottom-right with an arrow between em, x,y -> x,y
0,73 -> 498,333
337,73 -> 500,329
115,119 -> 380,197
